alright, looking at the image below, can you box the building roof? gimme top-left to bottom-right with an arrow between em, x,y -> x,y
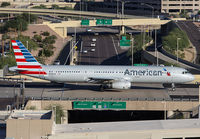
9,110 -> 52,120
54,119 -> 200,133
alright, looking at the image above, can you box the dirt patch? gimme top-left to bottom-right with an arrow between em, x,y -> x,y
183,47 -> 195,62
193,22 -> 200,28
22,24 -> 70,64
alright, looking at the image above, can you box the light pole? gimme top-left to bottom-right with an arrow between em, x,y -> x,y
80,0 -> 82,19
122,1 -> 124,18
129,33 -> 134,66
117,0 -> 119,17
118,0 -> 131,19
162,101 -> 166,120
155,29 -> 158,66
29,0 -> 30,24
64,40 -> 79,65
26,41 -> 29,51
199,85 -> 200,119
177,38 -> 181,64
141,3 -> 154,18
141,3 -> 154,54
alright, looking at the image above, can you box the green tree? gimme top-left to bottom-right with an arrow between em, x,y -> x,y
51,4 -> 59,9
32,4 -> 47,9
17,35 -> 39,51
179,9 -> 189,18
21,13 -> 37,23
198,10 -> 200,15
162,27 -> 190,55
33,34 -> 42,42
62,6 -> 73,10
41,31 -> 50,36
127,33 -> 152,63
0,54 -> 16,69
3,15 -> 28,32
45,104 -> 65,124
16,17 -> 28,31
43,35 -> 57,45
38,48 -> 54,57
0,13 -> 8,17
1,2 -> 10,7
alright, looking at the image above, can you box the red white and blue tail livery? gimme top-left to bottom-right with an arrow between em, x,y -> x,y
10,40 -> 46,77
9,40 -> 194,91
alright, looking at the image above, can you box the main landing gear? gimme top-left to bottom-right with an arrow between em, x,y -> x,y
100,85 -> 105,92
171,83 -> 176,91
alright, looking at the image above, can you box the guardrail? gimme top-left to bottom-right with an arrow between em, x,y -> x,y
159,48 -> 200,70
25,96 -> 199,102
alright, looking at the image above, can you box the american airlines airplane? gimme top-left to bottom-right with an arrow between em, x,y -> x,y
9,40 -> 194,91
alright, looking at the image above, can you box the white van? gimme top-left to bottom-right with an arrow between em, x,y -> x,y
91,43 -> 96,47
92,38 -> 96,42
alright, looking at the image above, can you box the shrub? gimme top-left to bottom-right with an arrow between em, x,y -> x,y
41,31 -> 50,36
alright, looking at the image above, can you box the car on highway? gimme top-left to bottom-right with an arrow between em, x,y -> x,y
91,48 -> 95,52
83,50 -> 88,53
0,52 -> 9,57
53,60 -> 60,65
87,28 -> 92,32
91,43 -> 96,47
92,38 -> 96,42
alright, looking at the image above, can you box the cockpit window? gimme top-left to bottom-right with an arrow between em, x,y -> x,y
182,70 -> 189,74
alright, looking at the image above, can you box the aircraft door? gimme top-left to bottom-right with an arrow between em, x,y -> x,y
39,70 -> 45,79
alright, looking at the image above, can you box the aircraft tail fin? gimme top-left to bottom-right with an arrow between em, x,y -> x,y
11,40 -> 47,76
11,40 -> 42,70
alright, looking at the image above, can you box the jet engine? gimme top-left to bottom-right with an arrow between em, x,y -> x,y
111,81 -> 131,89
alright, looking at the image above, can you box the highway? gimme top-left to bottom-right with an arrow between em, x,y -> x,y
77,34 -> 129,65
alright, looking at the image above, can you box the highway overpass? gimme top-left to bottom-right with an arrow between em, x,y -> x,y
0,7 -> 148,19
43,18 -> 170,38
0,7 -> 171,38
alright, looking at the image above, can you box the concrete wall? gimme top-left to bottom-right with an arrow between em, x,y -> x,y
6,119 -> 53,139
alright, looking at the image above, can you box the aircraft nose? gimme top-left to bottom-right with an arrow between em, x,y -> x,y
188,74 -> 195,82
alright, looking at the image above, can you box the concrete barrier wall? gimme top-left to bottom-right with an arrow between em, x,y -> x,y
26,100 -> 73,110
26,100 -> 198,111
127,101 -> 198,111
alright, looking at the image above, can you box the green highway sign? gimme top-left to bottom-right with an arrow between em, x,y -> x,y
104,19 -> 112,25
96,19 -> 112,25
120,40 -> 131,47
134,64 -> 149,66
81,20 -> 90,26
73,101 -> 126,110
96,19 -> 104,25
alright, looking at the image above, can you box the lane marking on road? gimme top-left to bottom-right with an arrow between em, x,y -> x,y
111,35 -> 119,60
